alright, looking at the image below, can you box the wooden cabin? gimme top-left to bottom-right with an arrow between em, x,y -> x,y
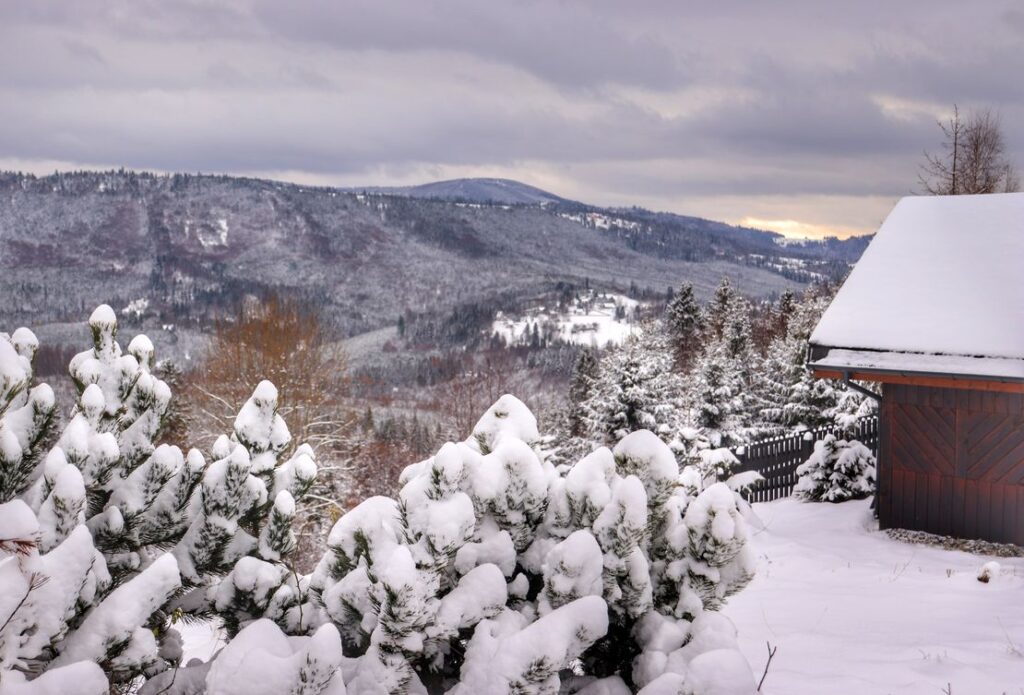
807,193 -> 1024,544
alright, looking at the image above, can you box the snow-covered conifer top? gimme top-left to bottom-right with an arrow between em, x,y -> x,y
89,304 -> 118,328
10,327 -> 39,358
0,499 -> 40,539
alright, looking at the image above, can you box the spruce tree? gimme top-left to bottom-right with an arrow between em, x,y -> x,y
582,327 -> 682,448
707,276 -> 736,338
753,292 -> 858,434
776,289 -> 797,335
795,434 -> 876,502
689,344 -> 746,448
567,347 -> 599,437
665,282 -> 703,368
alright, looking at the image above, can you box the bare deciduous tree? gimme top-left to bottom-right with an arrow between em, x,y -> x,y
920,105 -> 1020,195
176,295 -> 355,569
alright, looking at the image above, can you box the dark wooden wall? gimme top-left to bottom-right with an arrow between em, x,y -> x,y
878,384 -> 1024,544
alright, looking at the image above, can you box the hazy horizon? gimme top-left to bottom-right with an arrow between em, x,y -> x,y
2,1 -> 1021,239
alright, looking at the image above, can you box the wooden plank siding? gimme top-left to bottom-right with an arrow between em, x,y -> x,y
880,383 -> 1024,544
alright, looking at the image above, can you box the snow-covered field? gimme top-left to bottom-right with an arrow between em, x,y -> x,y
724,498 -> 1024,694
492,293 -> 639,348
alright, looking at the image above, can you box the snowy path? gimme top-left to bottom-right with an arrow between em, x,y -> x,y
723,498 -> 1024,694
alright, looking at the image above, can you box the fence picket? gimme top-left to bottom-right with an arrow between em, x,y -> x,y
730,416 -> 879,503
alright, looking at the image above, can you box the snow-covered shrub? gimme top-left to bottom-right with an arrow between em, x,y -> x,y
160,396 -> 757,694
175,378 -> 319,637
0,307 -> 319,691
291,395 -> 755,693
631,610 -> 757,695
0,316 -> 184,689
140,619 -> 347,695
794,434 -> 876,503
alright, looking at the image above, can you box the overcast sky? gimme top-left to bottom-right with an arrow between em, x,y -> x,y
1,1 -> 1021,238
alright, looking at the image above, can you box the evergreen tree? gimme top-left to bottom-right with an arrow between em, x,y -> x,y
776,289 -> 797,334
582,327 -> 682,448
722,294 -> 754,364
794,434 -> 876,502
753,292 -> 861,434
179,380 -> 319,637
665,282 -> 703,368
0,315 -> 183,689
707,276 -> 736,338
689,344 -> 746,449
567,348 -> 599,437
0,307 -> 323,693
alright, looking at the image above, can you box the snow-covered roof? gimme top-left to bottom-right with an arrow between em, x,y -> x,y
812,349 -> 1024,381
809,193 -> 1024,380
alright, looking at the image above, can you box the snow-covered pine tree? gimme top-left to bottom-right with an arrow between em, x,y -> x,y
721,293 -> 754,365
0,327 -> 56,503
178,379 -> 319,637
688,343 -> 746,449
279,396 -> 755,694
753,291 -> 867,436
0,318 -> 184,691
776,288 -> 797,333
665,282 -> 703,369
53,306 -> 194,581
794,434 -> 876,503
581,326 -> 683,449
827,385 -> 878,434
706,276 -> 736,339
567,347 -> 599,438
1,306 -> 332,693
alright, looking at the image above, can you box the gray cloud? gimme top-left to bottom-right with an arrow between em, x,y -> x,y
0,0 -> 1021,235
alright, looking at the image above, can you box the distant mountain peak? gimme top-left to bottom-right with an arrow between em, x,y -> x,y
353,177 -> 570,206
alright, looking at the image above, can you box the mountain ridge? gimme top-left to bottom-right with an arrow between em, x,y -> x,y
0,169 -> 866,364
348,177 -> 571,206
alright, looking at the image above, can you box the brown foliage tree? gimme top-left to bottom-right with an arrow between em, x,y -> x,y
176,296 -> 354,569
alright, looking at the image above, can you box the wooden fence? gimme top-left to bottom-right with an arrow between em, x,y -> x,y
731,416 -> 879,503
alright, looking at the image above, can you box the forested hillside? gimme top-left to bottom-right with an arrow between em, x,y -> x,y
0,171 -> 864,367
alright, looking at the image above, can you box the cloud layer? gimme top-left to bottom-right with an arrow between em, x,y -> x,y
1,0 -> 1021,237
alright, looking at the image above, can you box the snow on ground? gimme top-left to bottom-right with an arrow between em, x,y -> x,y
492,293 -> 639,348
180,620 -> 226,664
181,498 -> 1024,693
724,498 -> 1024,694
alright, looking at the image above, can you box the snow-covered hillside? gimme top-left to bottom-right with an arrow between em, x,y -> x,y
724,499 -> 1024,694
491,292 -> 640,348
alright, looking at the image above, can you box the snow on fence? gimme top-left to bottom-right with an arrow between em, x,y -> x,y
731,416 -> 879,502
